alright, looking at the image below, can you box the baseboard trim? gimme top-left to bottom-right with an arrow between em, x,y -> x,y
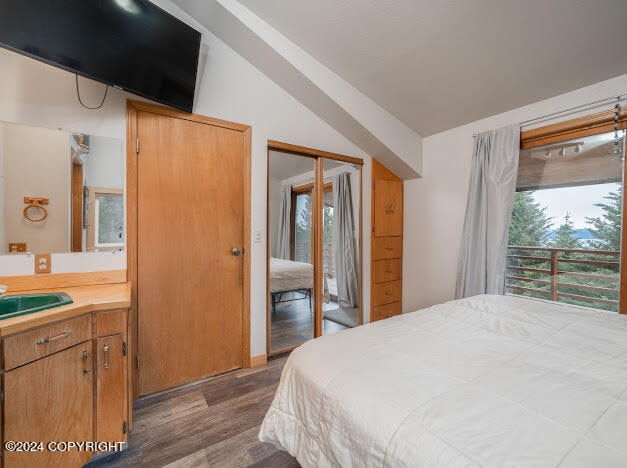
250,353 -> 267,367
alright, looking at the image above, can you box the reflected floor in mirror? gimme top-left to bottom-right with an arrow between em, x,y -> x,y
270,292 -> 351,351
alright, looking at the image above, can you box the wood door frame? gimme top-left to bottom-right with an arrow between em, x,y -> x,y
126,100 -> 251,401
70,162 -> 83,252
266,140 -> 363,356
518,106 -> 627,314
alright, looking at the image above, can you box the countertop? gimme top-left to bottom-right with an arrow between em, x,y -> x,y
0,282 -> 131,337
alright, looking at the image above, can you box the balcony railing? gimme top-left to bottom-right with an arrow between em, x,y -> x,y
505,245 -> 620,312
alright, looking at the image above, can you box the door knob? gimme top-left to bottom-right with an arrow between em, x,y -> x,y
232,248 -> 241,256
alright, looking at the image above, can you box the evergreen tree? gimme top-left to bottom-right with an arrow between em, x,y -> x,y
586,187 -> 622,251
550,213 -> 582,249
508,191 -> 553,246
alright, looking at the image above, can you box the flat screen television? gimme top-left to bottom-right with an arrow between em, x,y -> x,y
0,0 -> 201,112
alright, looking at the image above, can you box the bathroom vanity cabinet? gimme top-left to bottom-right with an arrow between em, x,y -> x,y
0,284 -> 131,467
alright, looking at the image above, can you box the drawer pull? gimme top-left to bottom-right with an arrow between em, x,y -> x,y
36,330 -> 71,345
385,267 -> 393,273
385,246 -> 394,251
103,344 -> 110,369
385,290 -> 393,296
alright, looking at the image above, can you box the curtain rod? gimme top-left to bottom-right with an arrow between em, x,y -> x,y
472,92 -> 627,138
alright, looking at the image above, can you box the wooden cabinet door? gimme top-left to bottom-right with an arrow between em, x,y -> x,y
374,179 -> 403,237
96,334 -> 128,444
3,341 -> 93,468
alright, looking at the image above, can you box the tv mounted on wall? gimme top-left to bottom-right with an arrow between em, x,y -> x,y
0,0 -> 201,113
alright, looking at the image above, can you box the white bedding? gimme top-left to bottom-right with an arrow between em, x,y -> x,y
270,257 -> 314,293
259,294 -> 627,467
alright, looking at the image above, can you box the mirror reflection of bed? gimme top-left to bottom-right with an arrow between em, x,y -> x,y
267,147 -> 361,354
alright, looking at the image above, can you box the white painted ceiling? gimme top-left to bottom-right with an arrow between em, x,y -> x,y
239,0 -> 627,136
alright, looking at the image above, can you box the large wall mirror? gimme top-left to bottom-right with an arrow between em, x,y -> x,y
0,121 -> 124,256
267,144 -> 362,355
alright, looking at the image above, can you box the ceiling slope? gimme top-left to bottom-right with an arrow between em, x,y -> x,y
240,0 -> 627,136
172,0 -> 422,179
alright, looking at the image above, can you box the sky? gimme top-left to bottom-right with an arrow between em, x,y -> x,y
532,182 -> 621,229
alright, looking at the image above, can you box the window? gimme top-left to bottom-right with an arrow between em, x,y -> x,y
507,129 -> 626,312
87,187 -> 124,251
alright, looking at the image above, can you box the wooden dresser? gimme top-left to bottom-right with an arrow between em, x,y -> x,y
371,158 -> 403,321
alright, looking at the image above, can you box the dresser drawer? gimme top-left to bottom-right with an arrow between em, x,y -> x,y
95,309 -> 128,337
3,314 -> 92,370
373,237 -> 402,260
374,259 -> 402,283
374,302 -> 402,321
373,280 -> 402,306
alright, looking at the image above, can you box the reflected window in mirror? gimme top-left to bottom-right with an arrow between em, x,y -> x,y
321,159 -> 361,336
88,188 -> 124,251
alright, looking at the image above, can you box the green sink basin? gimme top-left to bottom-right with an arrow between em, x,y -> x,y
0,292 -> 73,320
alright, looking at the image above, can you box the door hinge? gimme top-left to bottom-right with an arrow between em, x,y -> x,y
372,226 -> 375,233
122,420 -> 127,435
372,183 -> 375,190
136,355 -> 140,369
136,138 -> 140,154
122,341 -> 127,356
0,388 -> 4,404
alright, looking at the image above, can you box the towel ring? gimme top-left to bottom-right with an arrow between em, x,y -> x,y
23,197 -> 49,222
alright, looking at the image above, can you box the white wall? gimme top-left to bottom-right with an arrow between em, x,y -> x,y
83,136 -> 124,189
0,124 -> 4,251
0,0 -> 371,357
403,74 -> 627,312
3,123 -> 69,254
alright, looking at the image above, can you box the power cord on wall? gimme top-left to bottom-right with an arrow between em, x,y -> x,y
75,74 -> 109,110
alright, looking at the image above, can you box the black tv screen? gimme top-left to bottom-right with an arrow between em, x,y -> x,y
0,0 -> 201,112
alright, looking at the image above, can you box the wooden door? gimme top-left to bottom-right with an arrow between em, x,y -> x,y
136,109 -> 247,395
4,342 -> 93,467
96,334 -> 128,443
373,178 -> 403,237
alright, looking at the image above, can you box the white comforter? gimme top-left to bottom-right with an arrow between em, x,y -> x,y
270,257 -> 314,293
259,295 -> 627,467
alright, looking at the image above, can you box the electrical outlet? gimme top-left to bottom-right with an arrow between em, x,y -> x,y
35,253 -> 51,274
254,229 -> 263,243
8,242 -> 27,253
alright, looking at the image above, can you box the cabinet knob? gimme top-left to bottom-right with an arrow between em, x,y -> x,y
82,349 -> 90,359
385,289 -> 393,296
82,369 -> 91,377
385,246 -> 393,251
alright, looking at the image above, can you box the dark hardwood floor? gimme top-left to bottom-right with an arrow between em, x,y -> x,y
270,292 -> 348,351
86,356 -> 299,468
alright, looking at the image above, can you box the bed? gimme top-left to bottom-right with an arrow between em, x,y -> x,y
270,257 -> 314,314
259,294 -> 627,467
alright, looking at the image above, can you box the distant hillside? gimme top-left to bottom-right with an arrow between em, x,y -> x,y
546,229 -> 595,240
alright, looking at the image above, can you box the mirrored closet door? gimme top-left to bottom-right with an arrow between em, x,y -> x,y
267,151 -> 316,353
321,158 -> 362,336
267,143 -> 362,355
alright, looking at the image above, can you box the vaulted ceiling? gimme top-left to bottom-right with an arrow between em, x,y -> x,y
238,0 -> 627,136
173,0 -> 627,178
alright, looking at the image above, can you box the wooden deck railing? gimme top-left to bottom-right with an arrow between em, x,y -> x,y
505,245 -> 620,311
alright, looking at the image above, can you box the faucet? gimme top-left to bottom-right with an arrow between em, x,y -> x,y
0,285 -> 7,297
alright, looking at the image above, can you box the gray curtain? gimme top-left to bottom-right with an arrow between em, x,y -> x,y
455,124 -> 520,299
274,185 -> 291,259
333,172 -> 359,307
